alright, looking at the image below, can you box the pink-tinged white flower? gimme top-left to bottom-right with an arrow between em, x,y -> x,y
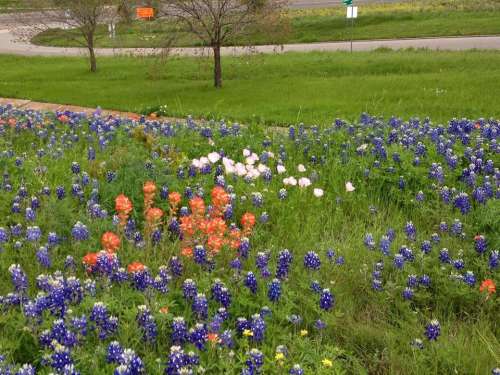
208,138 -> 215,146
257,164 -> 269,173
235,163 -> 247,176
298,177 -> 312,188
199,156 -> 209,166
283,176 -> 297,186
243,149 -> 251,157
247,169 -> 261,179
245,153 -> 259,165
267,151 -> 275,158
313,188 -> 324,197
297,164 -> 306,172
207,152 -> 220,164
191,159 -> 201,168
277,165 -> 286,174
345,181 -> 355,192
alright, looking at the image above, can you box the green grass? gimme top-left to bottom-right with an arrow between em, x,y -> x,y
31,0 -> 500,48
0,0 -> 30,13
1,50 -> 500,125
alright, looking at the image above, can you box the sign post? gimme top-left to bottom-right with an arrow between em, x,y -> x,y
343,0 -> 357,53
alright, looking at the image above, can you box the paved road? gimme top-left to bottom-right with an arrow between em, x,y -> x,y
1,26 -> 500,56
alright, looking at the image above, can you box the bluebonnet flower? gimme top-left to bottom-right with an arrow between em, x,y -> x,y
192,293 -> 208,320
239,237 -> 251,259
453,192 -> 471,214
90,302 -> 118,340
165,346 -> 192,375
453,258 -> 464,270
219,330 -> 234,348
439,248 -> 451,263
171,317 -> 188,345
25,207 -> 36,222
193,245 -> 206,265
421,240 -> 432,254
398,176 -> 406,190
51,344 -> 74,372
278,188 -> 287,200
474,235 -> 487,254
15,364 -> 36,375
289,364 -> 304,375
268,279 -> 282,302
136,305 -> 157,343
36,246 -> 51,268
169,257 -> 183,277
451,219 -> 463,236
244,272 -> 258,294
336,255 -> 345,265
71,162 -> 81,174
26,226 -> 42,242
415,191 -> 425,202
242,348 -> 264,374
71,222 -> 89,241
363,233 -> 376,250
9,264 -> 28,293
440,186 -> 451,204
250,314 -> 266,342
463,271 -> 476,286
107,341 -> 123,363
0,227 -> 9,243
399,246 -> 415,261
424,320 -> 441,341
430,233 -> 440,243
276,249 -> 293,279
405,221 -> 416,241
116,348 -> 145,375
489,250 -> 499,269
230,257 -> 242,272
439,221 -> 448,232
303,251 -> 321,270
182,279 -> 197,300
379,235 -> 391,256
251,192 -> 263,207
260,306 -> 272,318
407,274 -> 418,288
189,323 -> 208,350
393,254 -> 405,269
319,288 -> 334,311
402,287 -> 414,300
310,280 -> 322,293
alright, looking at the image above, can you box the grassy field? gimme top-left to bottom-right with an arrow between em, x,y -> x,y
31,0 -> 500,48
1,50 -> 500,125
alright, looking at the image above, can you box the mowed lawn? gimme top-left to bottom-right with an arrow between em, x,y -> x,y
31,0 -> 500,48
1,50 -> 500,125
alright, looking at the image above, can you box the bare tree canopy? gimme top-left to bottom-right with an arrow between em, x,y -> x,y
158,0 -> 286,87
20,0 -> 117,72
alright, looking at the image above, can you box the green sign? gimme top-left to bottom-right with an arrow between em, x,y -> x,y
343,0 -> 353,5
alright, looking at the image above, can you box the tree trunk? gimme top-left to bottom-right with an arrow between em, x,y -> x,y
213,45 -> 222,88
87,32 -> 97,72
88,47 -> 97,72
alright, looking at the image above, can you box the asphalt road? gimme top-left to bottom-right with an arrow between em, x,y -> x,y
1,26 -> 499,56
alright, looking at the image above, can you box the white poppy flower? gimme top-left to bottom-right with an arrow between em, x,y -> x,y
345,181 -> 355,192
297,164 -> 306,172
243,149 -> 251,157
298,177 -> 311,188
313,188 -> 324,197
277,165 -> 286,174
207,152 -> 220,164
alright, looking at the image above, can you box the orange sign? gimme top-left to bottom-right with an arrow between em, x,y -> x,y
137,7 -> 154,19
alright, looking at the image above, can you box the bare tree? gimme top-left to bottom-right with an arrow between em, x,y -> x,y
159,0 -> 285,88
19,0 -> 117,72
